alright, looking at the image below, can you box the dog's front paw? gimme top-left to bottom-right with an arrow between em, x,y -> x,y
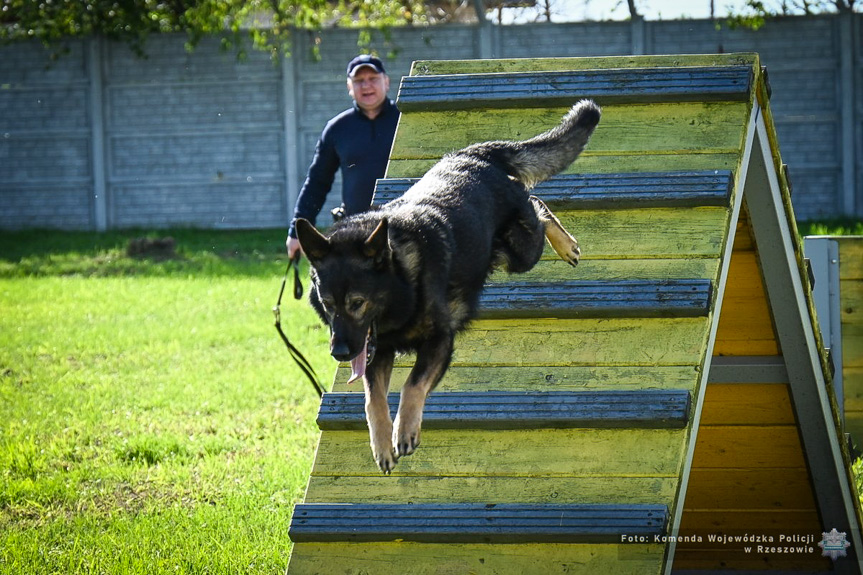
393,413 -> 422,458
370,436 -> 398,474
373,446 -> 398,474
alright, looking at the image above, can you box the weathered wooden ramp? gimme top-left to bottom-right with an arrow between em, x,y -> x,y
288,54 -> 863,574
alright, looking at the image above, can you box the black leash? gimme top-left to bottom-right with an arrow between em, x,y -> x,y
273,256 -> 325,398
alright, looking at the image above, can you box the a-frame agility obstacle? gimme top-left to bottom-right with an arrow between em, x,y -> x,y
288,53 -> 863,573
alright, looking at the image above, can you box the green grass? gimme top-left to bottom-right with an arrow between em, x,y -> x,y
797,219 -> 863,237
0,229 -> 334,574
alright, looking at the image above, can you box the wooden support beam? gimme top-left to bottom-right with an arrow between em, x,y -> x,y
744,112 -> 862,571
707,356 -> 788,384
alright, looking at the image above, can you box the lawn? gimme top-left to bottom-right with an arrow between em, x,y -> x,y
1,226 -> 861,574
0,230 -> 334,574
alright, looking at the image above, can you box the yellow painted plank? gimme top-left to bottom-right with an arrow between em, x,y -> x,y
844,366 -> 863,408
837,237 -> 863,280
487,257 -> 720,282
304,475 -> 678,506
689,425 -> 807,469
409,53 -> 759,76
842,329 -> 863,367
674,527 -> 830,571
682,468 -> 816,511
677,510 -> 823,532
556,207 -> 727,260
840,280 -> 863,367
453,317 -> 709,367
386,152 -> 742,177
312,428 -> 686,477
711,339 -> 779,357
713,248 -> 780,357
843,367 -> 863,442
390,103 -> 750,160
698,383 -> 795,425
332,364 -> 700,392
730,215 -> 754,251
674,510 -> 826,571
289,542 -> 665,575
845,375 -> 863,442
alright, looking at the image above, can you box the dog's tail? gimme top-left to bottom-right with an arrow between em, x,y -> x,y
482,99 -> 601,189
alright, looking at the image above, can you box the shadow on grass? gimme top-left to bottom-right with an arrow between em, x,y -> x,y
0,228 -> 298,278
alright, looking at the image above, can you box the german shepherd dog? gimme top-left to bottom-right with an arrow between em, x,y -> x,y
296,100 -> 601,473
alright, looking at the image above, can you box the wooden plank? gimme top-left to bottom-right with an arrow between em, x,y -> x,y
555,207 -> 727,260
677,510 -> 823,533
682,468 -> 816,510
386,152 -> 743,178
304,475 -> 678,506
374,171 -> 733,210
452,317 -> 710,367
477,280 -> 712,319
487,258 -> 720,283
698,383 -> 795,425
396,67 -> 753,111
689,425 -> 807,469
844,366 -> 863,407
325,207 -> 726,260
674,536 -> 834,575
289,503 -> 668,543
311,428 -> 686,477
713,249 -> 780,356
841,281 -> 863,366
288,541 -> 666,575
331,364 -> 701,392
390,103 -> 750,160
408,54 -> 759,76
317,390 -> 691,430
674,507 -> 827,571
837,237 -> 863,280
845,366 -> 863,440
842,325 -> 863,367
707,356 -> 788,384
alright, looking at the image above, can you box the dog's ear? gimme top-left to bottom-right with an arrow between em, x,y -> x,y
363,218 -> 390,266
296,218 -> 331,264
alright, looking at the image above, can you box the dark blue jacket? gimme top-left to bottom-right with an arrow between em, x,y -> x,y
288,99 -> 400,237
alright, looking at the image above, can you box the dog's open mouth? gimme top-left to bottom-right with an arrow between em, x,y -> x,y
347,322 -> 377,384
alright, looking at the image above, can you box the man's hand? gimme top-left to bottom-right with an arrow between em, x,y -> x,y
287,236 -> 303,259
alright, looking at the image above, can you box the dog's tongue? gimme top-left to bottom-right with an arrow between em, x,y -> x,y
347,338 -> 368,384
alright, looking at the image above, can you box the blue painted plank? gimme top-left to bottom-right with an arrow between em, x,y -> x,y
373,171 -> 734,209
396,66 -> 752,110
290,503 -> 668,543
477,279 -> 712,319
317,390 -> 691,430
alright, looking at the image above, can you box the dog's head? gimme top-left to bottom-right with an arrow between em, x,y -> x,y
296,217 -> 396,381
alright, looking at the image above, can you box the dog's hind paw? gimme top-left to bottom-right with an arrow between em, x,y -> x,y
547,229 -> 580,267
535,197 -> 581,267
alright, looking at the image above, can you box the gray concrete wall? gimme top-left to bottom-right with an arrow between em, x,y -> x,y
1,14 -> 860,230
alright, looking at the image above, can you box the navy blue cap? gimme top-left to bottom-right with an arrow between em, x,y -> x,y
347,54 -> 386,77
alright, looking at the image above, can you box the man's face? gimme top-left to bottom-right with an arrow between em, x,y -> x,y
348,67 -> 390,117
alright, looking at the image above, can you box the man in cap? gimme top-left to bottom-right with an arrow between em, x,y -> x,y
286,55 -> 401,258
